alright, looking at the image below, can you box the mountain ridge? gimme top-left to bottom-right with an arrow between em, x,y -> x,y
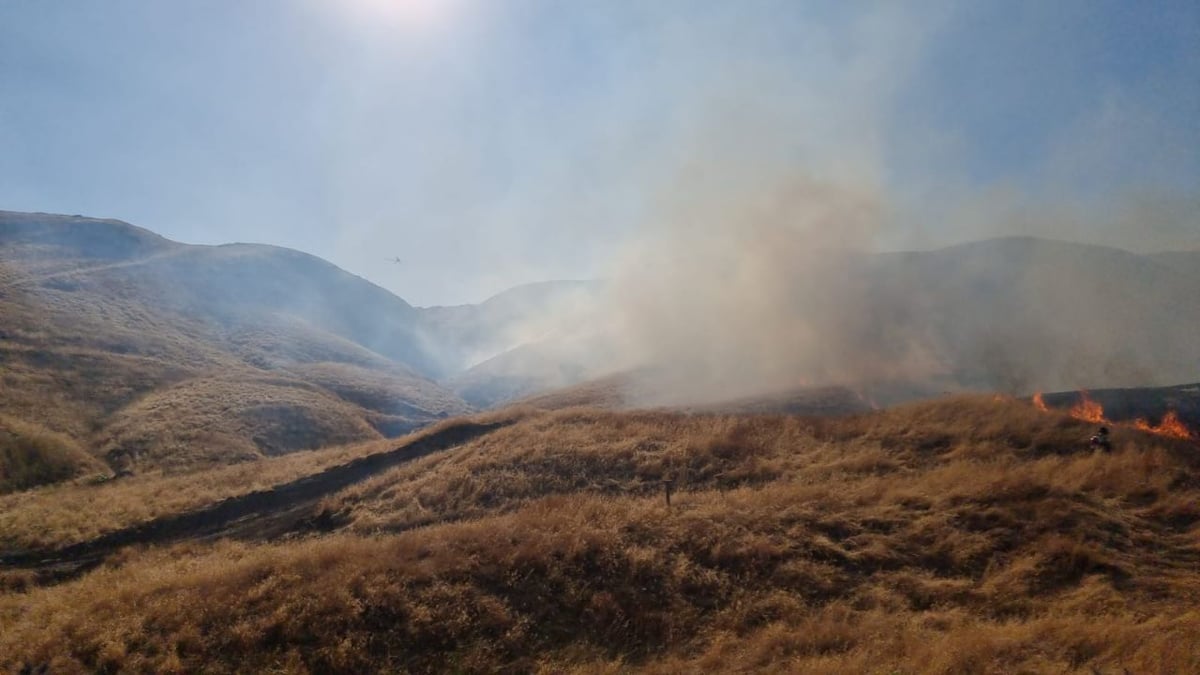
4,209 -> 1199,488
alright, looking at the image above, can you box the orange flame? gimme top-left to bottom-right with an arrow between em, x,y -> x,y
1134,410 -> 1194,440
1030,389 -> 1195,441
1068,390 -> 1107,424
1032,392 -> 1048,412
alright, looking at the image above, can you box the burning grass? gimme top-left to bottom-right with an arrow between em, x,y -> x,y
1,396 -> 1198,673
1035,388 -> 1197,441
1068,390 -> 1107,424
1033,391 -> 1049,411
1135,410 -> 1194,440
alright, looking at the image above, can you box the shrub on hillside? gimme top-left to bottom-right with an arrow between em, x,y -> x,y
0,415 -> 106,493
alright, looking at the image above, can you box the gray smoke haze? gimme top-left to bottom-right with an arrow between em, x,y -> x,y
539,4 -> 912,403
4,1 -> 1195,409
603,171 -> 886,403
525,4 -> 953,403
455,1 -> 1200,406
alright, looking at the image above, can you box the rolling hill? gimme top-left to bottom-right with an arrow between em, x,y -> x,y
1,394 -> 1197,673
0,211 -> 469,485
2,210 -> 1198,671
863,237 -> 1200,394
450,237 -> 1200,409
4,210 -> 1199,490
419,279 -> 601,375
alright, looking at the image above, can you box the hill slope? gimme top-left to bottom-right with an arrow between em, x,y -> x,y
455,237 -> 1200,408
5,211 -> 1198,486
419,280 -> 602,375
0,211 -> 469,482
1,395 -> 1197,673
865,237 -> 1200,394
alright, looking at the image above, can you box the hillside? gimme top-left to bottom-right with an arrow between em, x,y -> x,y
448,337 -> 606,408
512,370 -> 880,417
0,211 -> 470,484
5,211 -> 1199,495
1,395 -> 1197,673
1149,250 -> 1200,284
451,237 -> 1200,408
420,281 -> 600,369
864,237 -> 1200,394
426,280 -> 609,408
1036,382 -> 1200,432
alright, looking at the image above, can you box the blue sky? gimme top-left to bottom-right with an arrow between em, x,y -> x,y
2,0 -> 1197,305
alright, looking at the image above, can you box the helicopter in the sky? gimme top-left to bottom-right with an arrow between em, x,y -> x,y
385,256 -> 402,264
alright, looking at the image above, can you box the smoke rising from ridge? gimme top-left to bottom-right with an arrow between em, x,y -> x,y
460,2 -> 1200,405
604,173 -> 884,403
4,1 -> 1196,408
568,5 -> 944,404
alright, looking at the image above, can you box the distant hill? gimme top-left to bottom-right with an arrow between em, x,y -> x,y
419,280 -> 601,374
864,237 -> 1200,394
466,236 -> 1200,407
447,335 -> 608,408
0,211 -> 469,484
4,211 -> 1199,487
511,370 -> 879,417
1149,249 -> 1200,284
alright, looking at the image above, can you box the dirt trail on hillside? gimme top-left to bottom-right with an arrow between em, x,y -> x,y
0,421 -> 506,583
0,248 -> 189,292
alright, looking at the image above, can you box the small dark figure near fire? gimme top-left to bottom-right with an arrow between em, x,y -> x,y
1089,426 -> 1112,452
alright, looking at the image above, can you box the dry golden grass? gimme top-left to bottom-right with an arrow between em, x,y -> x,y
0,415 -> 107,494
95,373 -> 385,470
0,341 -> 197,440
0,436 -> 393,550
0,333 -> 469,480
285,361 -> 470,418
0,411 -> 527,551
324,407 -> 816,534
324,397 -> 1196,538
1,396 -> 1197,673
513,371 -> 634,410
2,241 -> 473,484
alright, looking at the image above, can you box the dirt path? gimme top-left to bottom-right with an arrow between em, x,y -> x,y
0,420 -> 507,583
0,248 -> 189,292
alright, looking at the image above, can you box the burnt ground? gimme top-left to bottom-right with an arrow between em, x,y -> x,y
0,421 -> 508,585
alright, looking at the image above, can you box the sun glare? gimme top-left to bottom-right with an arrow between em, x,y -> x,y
345,0 -> 457,31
